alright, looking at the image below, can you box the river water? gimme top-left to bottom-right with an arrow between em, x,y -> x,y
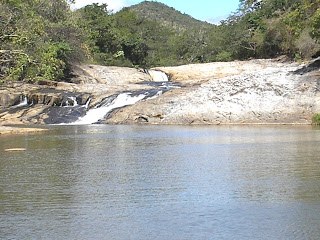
1,125 -> 320,239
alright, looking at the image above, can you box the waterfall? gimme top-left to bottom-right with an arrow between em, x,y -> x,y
54,71 -> 175,125
13,96 -> 28,108
148,70 -> 169,82
65,97 -> 78,107
71,92 -> 147,125
85,98 -> 91,109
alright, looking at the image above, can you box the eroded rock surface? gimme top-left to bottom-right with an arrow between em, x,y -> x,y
0,59 -> 319,125
0,65 -> 153,124
106,59 -> 320,125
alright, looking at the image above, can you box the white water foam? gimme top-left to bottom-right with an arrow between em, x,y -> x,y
13,96 -> 28,108
148,70 -> 169,82
72,93 -> 146,125
67,97 -> 78,107
85,98 -> 91,109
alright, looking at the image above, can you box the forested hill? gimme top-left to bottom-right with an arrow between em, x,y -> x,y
0,0 -> 319,84
128,1 -> 212,31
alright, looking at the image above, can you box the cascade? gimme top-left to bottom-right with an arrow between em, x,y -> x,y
71,92 -> 147,125
64,97 -> 78,107
60,96 -> 79,107
13,96 -> 28,108
148,70 -> 169,82
85,98 -> 91,109
54,71 -> 175,125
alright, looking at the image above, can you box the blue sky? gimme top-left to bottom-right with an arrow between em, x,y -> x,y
71,0 -> 240,24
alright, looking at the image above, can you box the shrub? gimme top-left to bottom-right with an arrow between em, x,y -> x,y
295,29 -> 320,59
37,42 -> 72,81
312,113 -> 320,125
215,51 -> 233,62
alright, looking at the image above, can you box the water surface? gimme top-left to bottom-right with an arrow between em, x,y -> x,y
1,125 -> 320,239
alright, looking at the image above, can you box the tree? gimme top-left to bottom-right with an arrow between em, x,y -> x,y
75,3 -> 149,66
0,0 -> 84,82
310,9 -> 320,41
225,0 -> 320,59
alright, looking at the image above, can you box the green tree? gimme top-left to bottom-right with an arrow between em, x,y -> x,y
226,0 -> 320,59
0,0 -> 83,82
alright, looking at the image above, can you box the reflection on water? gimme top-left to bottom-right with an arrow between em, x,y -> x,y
1,125 -> 320,239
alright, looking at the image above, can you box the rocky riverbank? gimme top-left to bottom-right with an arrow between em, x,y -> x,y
107,58 -> 320,125
0,58 -> 319,126
0,65 -> 154,125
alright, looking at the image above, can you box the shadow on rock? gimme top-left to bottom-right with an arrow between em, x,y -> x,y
293,57 -> 320,75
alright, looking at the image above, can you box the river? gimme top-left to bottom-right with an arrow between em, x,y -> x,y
1,125 -> 320,239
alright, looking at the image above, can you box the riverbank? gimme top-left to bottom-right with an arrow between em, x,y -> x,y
0,58 -> 319,125
0,126 -> 46,135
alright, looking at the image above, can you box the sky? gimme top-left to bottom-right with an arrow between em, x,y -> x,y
71,0 -> 240,24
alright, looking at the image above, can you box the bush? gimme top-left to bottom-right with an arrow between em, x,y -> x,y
312,113 -> 320,125
37,42 -> 72,81
295,29 -> 320,59
214,51 -> 233,62
6,42 -> 73,82
310,9 -> 320,41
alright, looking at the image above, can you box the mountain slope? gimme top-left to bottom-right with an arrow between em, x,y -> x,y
127,1 -> 212,31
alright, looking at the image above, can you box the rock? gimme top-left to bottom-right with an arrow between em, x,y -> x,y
293,57 -> 320,75
0,92 -> 22,108
0,64 -> 153,124
37,80 -> 58,86
71,64 -> 152,84
77,94 -> 91,105
106,59 -> 320,125
1,60 -> 320,125
4,148 -> 27,151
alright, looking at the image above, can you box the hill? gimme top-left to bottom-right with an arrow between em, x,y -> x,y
1,0 -> 319,84
127,1 -> 212,31
112,2 -> 216,67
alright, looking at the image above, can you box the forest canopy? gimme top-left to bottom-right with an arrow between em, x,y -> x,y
0,0 -> 319,83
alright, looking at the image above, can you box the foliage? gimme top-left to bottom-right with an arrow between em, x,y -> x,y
312,113 -> 320,125
0,0 -> 84,82
129,1 -> 212,31
229,0 -> 320,59
310,8 -> 320,41
1,0 -> 320,84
